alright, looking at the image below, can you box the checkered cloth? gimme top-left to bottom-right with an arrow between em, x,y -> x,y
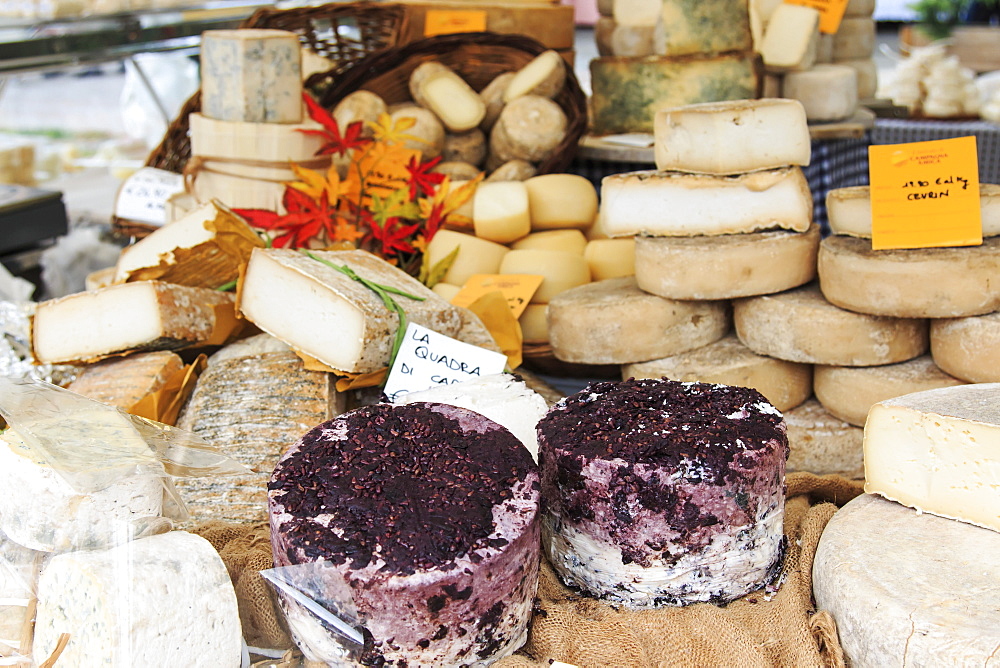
871,118 -> 1000,186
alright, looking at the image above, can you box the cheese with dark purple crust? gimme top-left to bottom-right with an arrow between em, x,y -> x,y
268,402 -> 540,667
538,378 -> 787,609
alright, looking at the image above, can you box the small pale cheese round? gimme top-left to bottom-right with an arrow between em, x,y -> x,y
390,106 -> 444,158
782,65 -> 858,122
519,303 -> 549,343
431,282 -> 461,301
733,282 -> 929,365
511,229 -> 588,255
584,238 -> 635,281
479,71 -> 515,132
623,334 -> 812,412
425,229 -> 509,286
837,57 -> 878,99
419,69 -> 487,132
484,159 -> 537,182
524,174 -> 599,230
499,248 -> 590,303
332,90 -> 387,138
408,61 -> 452,108
831,17 -> 876,60
813,356 -> 965,427
490,95 -> 568,164
548,277 -> 729,364
432,161 -> 481,181
931,311 -> 1000,382
783,399 -> 864,478
817,235 -> 1000,318
635,224 -> 819,300
473,181 -> 531,243
502,50 -> 566,102
442,129 -> 487,166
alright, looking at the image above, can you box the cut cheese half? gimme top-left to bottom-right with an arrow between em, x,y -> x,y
784,399 -> 865,479
931,310 -> 1000,383
68,351 -> 184,413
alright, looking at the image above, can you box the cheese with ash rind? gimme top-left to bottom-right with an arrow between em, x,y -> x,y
782,65 -> 858,122
200,29 -> 302,124
499,249 -> 590,303
473,181 -> 531,243
548,277 -> 729,364
424,229 -> 509,287
68,351 -> 184,412
813,355 -> 965,427
863,383 -> 1000,532
524,174 -> 599,231
653,98 -> 810,174
814,494 -> 1000,667
635,224 -> 818,300
652,0 -> 753,57
760,4 -> 819,72
817,235 -> 1000,318
601,167 -> 812,237
733,283 -> 929,366
931,311 -> 1000,383
584,238 -> 635,281
33,531 -> 242,666
784,399 -> 864,479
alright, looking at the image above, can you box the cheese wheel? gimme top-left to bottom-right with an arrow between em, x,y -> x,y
503,50 -> 566,102
390,106 -> 444,158
813,356 -> 965,427
837,57 -> 878,99
473,181 -> 531,243
524,174 -> 599,230
783,399 -> 864,478
442,129 -> 487,167
419,69 -> 487,132
782,65 -> 858,122
623,334 -> 812,411
584,238 -> 635,281
408,61 -> 451,108
547,277 -> 729,364
490,96 -> 567,164
635,224 -> 819,300
332,90 -> 386,138
511,229 -> 588,255
759,4 -> 820,72
189,113 -> 326,163
432,161 -> 481,181
817,235 -> 1000,318
832,17 -> 876,60
519,303 -> 549,343
424,229 -> 510,286
733,283 -> 929,366
613,0 -> 661,26
484,160 -> 537,183
478,72 -> 515,132
499,249 -> 590,303
930,311 -> 1000,382
611,23 -> 657,57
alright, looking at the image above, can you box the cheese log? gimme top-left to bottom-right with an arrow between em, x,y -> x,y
68,351 -> 184,411
524,174 -> 599,230
424,229 -> 509,286
511,229 -> 588,255
653,98 -> 810,174
734,283 -> 929,366
589,52 -> 760,135
484,159 -> 537,182
832,17 -> 876,60
499,249 -> 590,303
814,494 -> 1000,667
503,50 -> 566,102
931,311 -> 1000,383
390,106 -> 445,158
635,224 -> 819,300
817,235 -> 1000,318
584,238 -> 635,281
331,90 -> 387,139
489,95 -> 567,164
419,69 -> 486,133
0,531 -> 39,655
189,112 -> 326,162
408,61 -> 452,108
783,399 -> 864,478
239,249 -> 463,374
548,277 -> 729,364
652,0 -> 753,57
32,281 -> 236,365
479,72 -> 515,132
838,57 -> 878,99
442,129 -> 487,167
759,4 -> 819,72
623,334 -> 812,412
519,303 -> 549,343
473,181 -> 531,243
782,65 -> 858,122
814,356 -> 965,427
33,531 -> 242,666
601,167 -> 812,237
200,29 -> 302,124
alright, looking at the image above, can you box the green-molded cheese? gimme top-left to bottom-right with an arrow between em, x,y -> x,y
655,0 -> 753,56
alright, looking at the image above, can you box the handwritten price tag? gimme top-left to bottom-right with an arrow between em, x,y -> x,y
114,168 -> 185,227
784,0 -> 850,34
450,274 -> 543,319
424,10 -> 488,36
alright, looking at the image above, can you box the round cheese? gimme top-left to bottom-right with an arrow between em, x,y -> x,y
490,95 -> 567,164
443,129 -> 487,167
408,61 -> 452,108
511,229 -> 588,255
390,106 -> 444,158
831,16 -> 876,60
524,174 -> 599,231
931,310 -> 1000,382
499,249 -> 590,303
622,334 -> 812,411
484,159 -> 537,182
473,181 -> 531,243
584,238 -> 635,281
733,282 -> 929,365
783,399 -> 864,478
331,90 -> 387,138
813,355 -> 965,427
782,65 -> 858,122
818,235 -> 1000,318
433,161 -> 481,181
844,0 -> 875,16
425,229 -> 509,287
431,282 -> 461,301
548,277 -> 729,364
519,303 -> 549,343
502,50 -> 566,102
419,69 -> 486,133
478,72 -> 515,132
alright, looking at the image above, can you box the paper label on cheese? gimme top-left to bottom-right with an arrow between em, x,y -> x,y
114,168 -> 185,226
384,323 -> 507,402
868,137 -> 982,250
785,0 -> 849,33
450,274 -> 543,318
424,10 -> 488,36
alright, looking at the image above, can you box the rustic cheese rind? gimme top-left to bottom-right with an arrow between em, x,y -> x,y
635,224 -> 819,299
733,283 -> 929,366
548,277 -> 729,364
490,95 -> 567,164
331,90 -> 387,138
782,65 -> 858,122
503,50 -> 567,102
68,351 -> 184,411
831,17 -> 876,60
784,399 -> 864,478
652,0 -> 753,58
931,311 -> 1000,383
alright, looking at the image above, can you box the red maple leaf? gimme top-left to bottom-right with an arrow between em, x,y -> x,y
236,188 -> 334,249
404,155 -> 445,201
298,93 -> 372,157
368,212 -> 421,258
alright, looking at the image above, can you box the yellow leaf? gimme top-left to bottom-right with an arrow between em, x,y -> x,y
370,112 -> 426,146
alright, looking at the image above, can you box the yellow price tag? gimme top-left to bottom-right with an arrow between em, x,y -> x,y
450,274 -> 543,319
424,10 -> 488,37
784,0 -> 850,34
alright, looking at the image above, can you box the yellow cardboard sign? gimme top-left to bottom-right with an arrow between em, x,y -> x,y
784,0 -> 850,34
424,10 -> 488,37
450,274 -> 543,318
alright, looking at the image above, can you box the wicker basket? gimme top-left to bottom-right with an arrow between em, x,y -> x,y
317,31 -> 589,175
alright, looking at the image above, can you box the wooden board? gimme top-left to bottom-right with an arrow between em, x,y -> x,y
396,1 -> 576,50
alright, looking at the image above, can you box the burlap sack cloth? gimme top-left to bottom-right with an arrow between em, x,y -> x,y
192,472 -> 864,667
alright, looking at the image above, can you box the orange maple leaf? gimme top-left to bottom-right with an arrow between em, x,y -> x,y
286,162 -> 342,206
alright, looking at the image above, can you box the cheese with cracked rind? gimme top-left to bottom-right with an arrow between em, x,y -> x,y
782,65 -> 858,122
784,399 -> 864,478
424,229 -> 509,287
931,310 -> 1000,383
525,174 -> 598,230
499,249 -> 590,303
760,4 -> 819,72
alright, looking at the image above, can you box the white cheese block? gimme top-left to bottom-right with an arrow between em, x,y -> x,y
837,57 -> 878,99
831,17 -> 876,60
424,229 -> 509,287
782,65 -> 858,122
503,50 -> 567,102
733,283 -> 929,366
33,531 -> 242,666
188,112 -> 325,162
512,229 -> 587,255
653,98 -> 811,174
814,494 -> 1000,667
759,4 -> 820,72
623,334 -> 812,412
547,276 -> 729,364
814,355 -> 965,427
419,69 -> 486,133
473,181 -> 531,244
652,0 -> 753,57
784,399 -> 864,478
817,235 -> 1000,318
634,224 -> 819,300
601,167 -> 813,238
188,166 -> 289,213
931,311 -> 1000,383
524,174 -> 599,231
239,249 -> 463,374
584,238 -> 635,281
499,249 -> 590,303
519,303 -> 549,343
864,383 -> 1000,532
200,29 -> 302,124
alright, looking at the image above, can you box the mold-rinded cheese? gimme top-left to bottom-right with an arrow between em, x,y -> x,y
408,61 -> 452,108
653,98 -> 810,174
32,281 -> 236,365
499,249 -> 590,303
490,95 -> 567,164
838,57 -> 878,99
331,90 -> 387,138
827,184 -> 1000,238
240,249 -> 462,374
519,303 -> 549,343
188,112 -> 326,162
623,334 -> 812,411
548,277 -> 729,364
512,229 -> 588,255
503,50 -> 567,102
784,399 -> 865,478
864,383 -> 1000,532
0,530 -> 40,655
832,17 -> 876,60
817,235 -> 1000,318
473,181 -> 531,243
782,65 -> 858,122
601,167 -> 812,237
390,106 -> 445,158
68,351 -> 184,412
931,311 -> 1000,383
200,29 -> 302,124
479,72 -> 515,132
584,238 -> 635,281
424,229 -> 509,286
33,531 -> 242,666
652,0 -> 753,57
442,129 -> 487,167
589,52 -> 760,135
419,69 -> 486,133
814,355 -> 965,427
733,283 -> 929,366
634,224 -> 819,300
759,4 -> 820,72
525,174 -> 599,230
814,494 -> 1000,667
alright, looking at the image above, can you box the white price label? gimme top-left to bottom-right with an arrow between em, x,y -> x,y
114,167 -> 184,226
